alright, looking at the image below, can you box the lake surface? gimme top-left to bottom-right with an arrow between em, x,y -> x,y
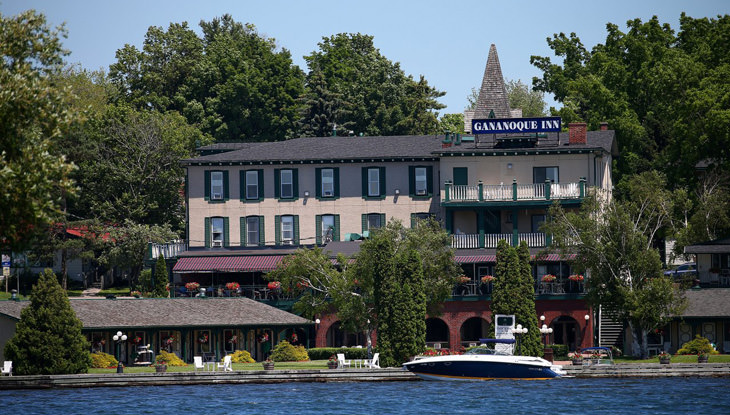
2,377 -> 729,414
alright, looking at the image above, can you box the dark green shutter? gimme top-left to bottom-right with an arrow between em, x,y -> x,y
223,171 -> 229,200
223,217 -> 230,247
379,213 -> 386,228
258,216 -> 265,246
426,166 -> 433,196
334,215 -> 340,241
240,217 -> 246,246
361,167 -> 368,198
293,215 -> 300,245
204,217 -> 211,247
408,166 -> 416,196
333,167 -> 340,198
315,168 -> 322,199
274,169 -> 280,199
239,171 -> 245,201
292,169 -> 299,199
275,215 -> 281,246
204,171 -> 211,201
379,167 -> 386,197
411,213 -> 416,228
257,170 -> 264,200
362,214 -> 368,232
315,215 -> 322,245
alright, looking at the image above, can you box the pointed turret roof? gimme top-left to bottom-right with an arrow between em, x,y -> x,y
473,44 -> 512,119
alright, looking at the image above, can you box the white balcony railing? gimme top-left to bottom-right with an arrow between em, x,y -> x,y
452,233 -> 547,249
444,180 -> 585,203
148,240 -> 188,260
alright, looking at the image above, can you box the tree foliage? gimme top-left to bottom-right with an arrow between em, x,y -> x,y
153,255 -> 169,298
304,33 -> 445,136
489,240 -> 542,356
531,14 -> 730,190
4,269 -> 90,375
465,79 -> 547,118
0,10 -> 77,250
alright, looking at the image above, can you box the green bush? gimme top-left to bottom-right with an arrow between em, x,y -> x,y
677,335 -> 717,355
547,344 -> 568,359
228,350 -> 255,363
270,340 -> 309,362
155,350 -> 186,366
90,352 -> 118,368
307,347 -> 372,360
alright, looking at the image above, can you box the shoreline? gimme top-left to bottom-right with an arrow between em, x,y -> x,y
2,363 -> 730,389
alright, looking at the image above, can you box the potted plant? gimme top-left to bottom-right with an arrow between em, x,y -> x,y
698,352 -> 709,363
568,274 -> 584,282
130,290 -> 142,298
569,351 -> 583,365
481,275 -> 495,284
154,360 -> 167,373
658,351 -> 671,364
225,282 -> 240,291
185,282 -> 200,291
262,358 -> 275,370
541,274 -> 557,282
327,355 -> 338,369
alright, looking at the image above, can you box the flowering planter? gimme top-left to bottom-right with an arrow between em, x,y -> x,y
155,365 -> 167,373
262,362 -> 275,370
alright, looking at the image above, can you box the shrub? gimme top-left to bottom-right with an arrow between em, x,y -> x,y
155,350 -> 186,366
677,335 -> 717,355
307,347 -> 372,360
547,344 -> 569,359
90,352 -> 118,368
270,340 -> 309,362
228,350 -> 255,363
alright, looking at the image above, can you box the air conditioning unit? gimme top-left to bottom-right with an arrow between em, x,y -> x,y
323,190 -> 333,197
212,240 -> 222,247
212,192 -> 222,200
416,189 -> 427,196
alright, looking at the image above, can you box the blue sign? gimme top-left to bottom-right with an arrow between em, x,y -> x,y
472,116 -> 561,134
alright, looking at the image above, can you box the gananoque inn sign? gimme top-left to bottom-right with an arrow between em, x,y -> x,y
472,116 -> 562,134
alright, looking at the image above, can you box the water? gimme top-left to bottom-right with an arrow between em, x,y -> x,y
1,377 -> 729,414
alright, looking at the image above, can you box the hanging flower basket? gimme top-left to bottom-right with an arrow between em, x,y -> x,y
568,274 -> 584,282
457,276 -> 471,284
185,282 -> 200,291
541,274 -> 557,282
225,282 -> 240,290
481,275 -> 495,284
267,281 -> 281,290
198,333 -> 209,344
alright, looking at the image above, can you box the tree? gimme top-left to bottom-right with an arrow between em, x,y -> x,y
438,113 -> 464,134
465,79 -> 547,118
543,179 -> 686,358
489,240 -> 541,356
0,10 -> 77,251
304,33 -> 445,136
4,269 -> 90,375
298,69 -> 350,137
153,255 -> 169,298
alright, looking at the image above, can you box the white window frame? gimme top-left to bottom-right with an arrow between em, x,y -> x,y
211,217 -> 224,247
321,169 -> 334,197
245,171 -> 259,200
280,169 -> 294,199
415,167 -> 427,195
281,216 -> 294,243
211,171 -> 224,200
368,168 -> 380,197
246,216 -> 259,247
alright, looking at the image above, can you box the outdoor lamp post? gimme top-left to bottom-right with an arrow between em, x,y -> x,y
511,325 -> 528,355
113,331 -> 127,373
540,323 -> 554,362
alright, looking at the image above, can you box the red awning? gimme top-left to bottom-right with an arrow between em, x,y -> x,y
455,255 -> 496,263
173,256 -> 285,273
534,253 -> 576,262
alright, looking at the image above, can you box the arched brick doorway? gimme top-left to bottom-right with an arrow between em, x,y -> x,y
426,318 -> 449,349
326,321 -> 365,347
552,316 -> 580,351
460,317 -> 489,348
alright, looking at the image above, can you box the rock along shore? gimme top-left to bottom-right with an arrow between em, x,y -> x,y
1,363 -> 729,389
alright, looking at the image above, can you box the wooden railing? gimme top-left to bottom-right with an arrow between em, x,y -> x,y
444,179 -> 585,203
451,233 -> 547,249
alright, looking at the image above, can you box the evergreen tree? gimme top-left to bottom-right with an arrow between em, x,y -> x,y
489,240 -> 541,356
298,69 -> 350,137
153,255 -> 169,298
4,269 -> 90,375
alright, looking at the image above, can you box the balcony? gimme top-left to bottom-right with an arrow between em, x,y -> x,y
443,179 -> 585,204
451,233 -> 547,249
451,277 -> 586,298
147,240 -> 188,260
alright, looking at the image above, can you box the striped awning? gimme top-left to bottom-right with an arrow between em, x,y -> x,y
173,255 -> 285,273
534,253 -> 576,261
454,253 -> 575,264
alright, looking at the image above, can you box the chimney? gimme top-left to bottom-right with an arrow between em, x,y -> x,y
568,122 -> 587,145
600,122 -> 608,131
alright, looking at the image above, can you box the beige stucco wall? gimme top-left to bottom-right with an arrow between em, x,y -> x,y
187,162 -> 439,247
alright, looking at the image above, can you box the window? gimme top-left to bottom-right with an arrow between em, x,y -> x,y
362,213 -> 385,232
276,215 -> 299,246
275,168 -> 298,200
211,217 -> 224,247
411,212 -> 432,228
246,171 -> 258,200
362,167 -> 386,198
322,169 -> 334,197
246,216 -> 259,246
534,167 -> 559,183
316,168 -> 339,199
368,168 -> 379,197
281,170 -> 293,198
409,166 -> 433,197
453,167 -> 468,186
205,170 -> 228,201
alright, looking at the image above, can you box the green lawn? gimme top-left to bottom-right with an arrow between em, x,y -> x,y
88,360 -> 330,374
0,291 -> 27,300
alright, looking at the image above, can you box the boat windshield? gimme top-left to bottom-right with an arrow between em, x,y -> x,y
464,347 -> 511,356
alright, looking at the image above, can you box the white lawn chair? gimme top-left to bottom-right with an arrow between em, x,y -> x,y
194,356 -> 204,372
217,355 -> 233,372
336,353 -> 351,369
1,361 -> 11,376
364,353 -> 380,369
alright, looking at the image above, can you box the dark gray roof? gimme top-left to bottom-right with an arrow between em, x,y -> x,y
678,288 -> 730,318
684,237 -> 730,254
182,135 -> 444,164
322,241 -> 362,258
0,298 -> 312,329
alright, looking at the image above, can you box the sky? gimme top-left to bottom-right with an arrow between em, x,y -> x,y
2,0 -> 728,113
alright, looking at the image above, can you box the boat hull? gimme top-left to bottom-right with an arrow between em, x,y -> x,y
403,356 -> 564,381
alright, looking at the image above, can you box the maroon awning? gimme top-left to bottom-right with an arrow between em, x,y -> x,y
455,255 -> 496,263
173,255 -> 285,273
